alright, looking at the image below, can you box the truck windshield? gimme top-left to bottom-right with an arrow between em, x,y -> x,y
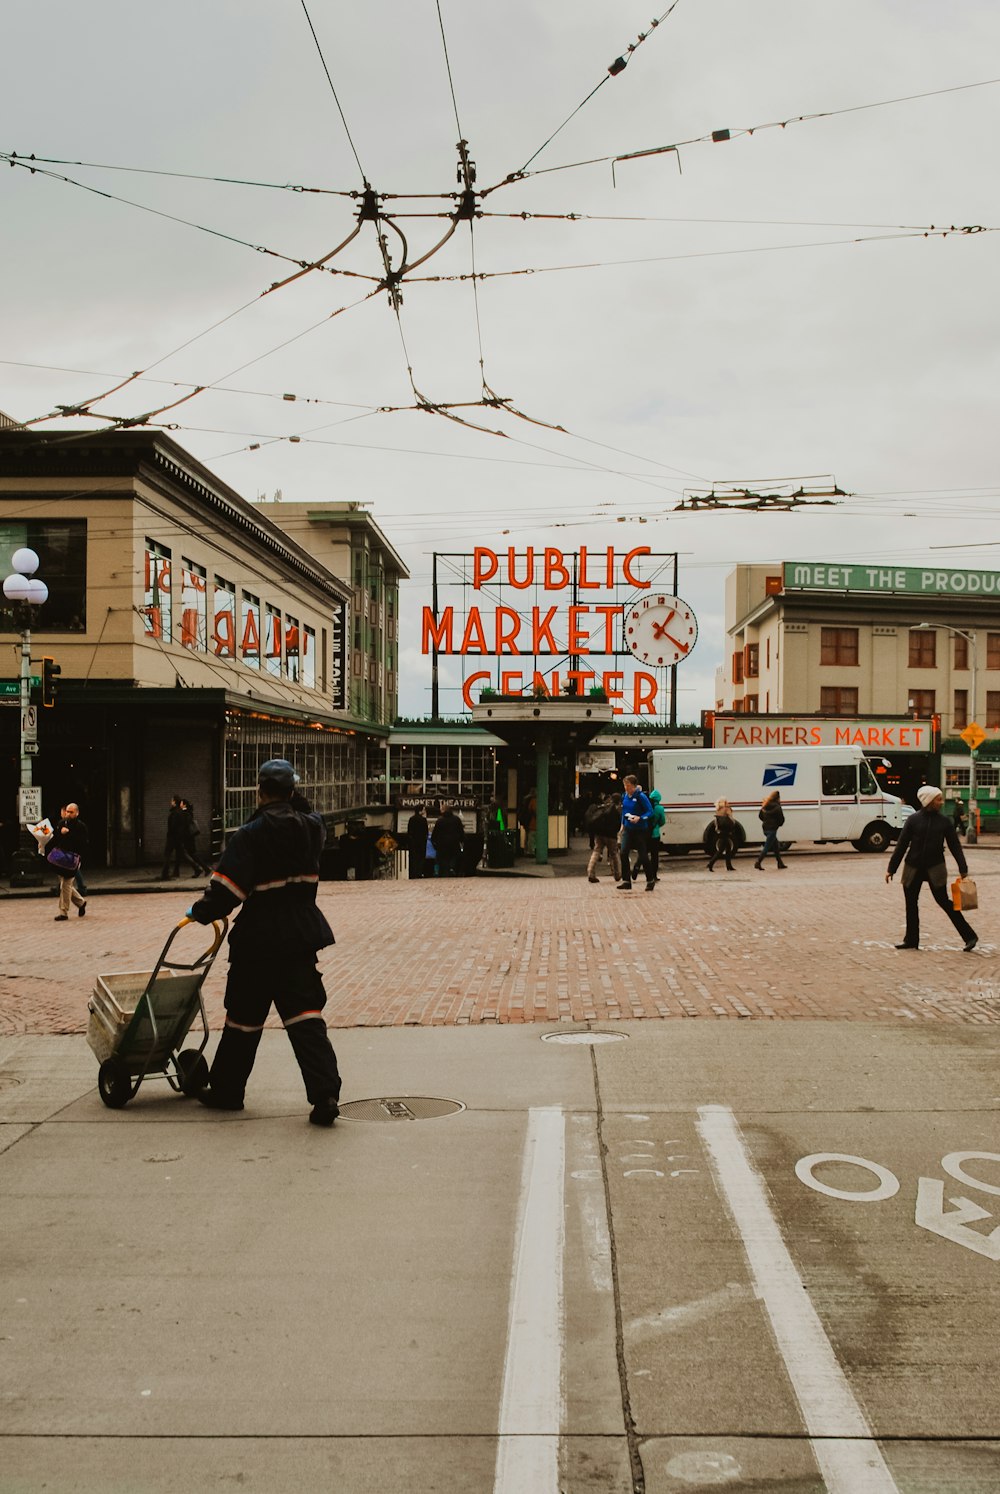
860,761 -> 880,795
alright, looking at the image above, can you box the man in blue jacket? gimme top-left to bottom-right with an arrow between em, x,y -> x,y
618,774 -> 656,892
187,759 -> 342,1125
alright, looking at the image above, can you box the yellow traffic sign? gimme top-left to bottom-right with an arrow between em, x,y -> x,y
960,722 -> 986,750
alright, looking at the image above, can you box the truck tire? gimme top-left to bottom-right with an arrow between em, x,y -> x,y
854,822 -> 892,853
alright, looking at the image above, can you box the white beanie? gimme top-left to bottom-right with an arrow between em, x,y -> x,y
917,785 -> 942,807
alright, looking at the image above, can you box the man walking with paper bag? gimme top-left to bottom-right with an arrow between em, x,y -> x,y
885,785 -> 978,952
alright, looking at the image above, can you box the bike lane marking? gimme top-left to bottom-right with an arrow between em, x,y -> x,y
493,1105 -> 565,1494
696,1104 -> 901,1494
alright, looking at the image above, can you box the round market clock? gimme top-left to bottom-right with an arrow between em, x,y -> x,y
624,594 -> 698,665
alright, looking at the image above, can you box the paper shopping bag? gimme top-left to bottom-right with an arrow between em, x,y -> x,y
952,876 -> 978,911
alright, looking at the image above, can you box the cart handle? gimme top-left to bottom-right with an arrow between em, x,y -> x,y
175,916 -> 228,960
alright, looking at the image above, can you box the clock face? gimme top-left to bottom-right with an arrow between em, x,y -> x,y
625,594 -> 698,665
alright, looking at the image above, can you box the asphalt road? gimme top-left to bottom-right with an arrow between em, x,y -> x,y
2,1018 -> 999,1493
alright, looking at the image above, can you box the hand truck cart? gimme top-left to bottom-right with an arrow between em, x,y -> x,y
86,916 -> 227,1109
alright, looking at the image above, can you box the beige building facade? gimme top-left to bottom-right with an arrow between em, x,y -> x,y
0,431 -> 402,867
717,560 -> 1000,741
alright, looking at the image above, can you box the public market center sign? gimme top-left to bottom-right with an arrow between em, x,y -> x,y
421,546 -> 692,716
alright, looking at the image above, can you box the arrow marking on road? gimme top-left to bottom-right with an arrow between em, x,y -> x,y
914,1177 -> 1000,1261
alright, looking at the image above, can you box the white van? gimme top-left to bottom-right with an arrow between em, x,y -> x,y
647,745 -> 906,854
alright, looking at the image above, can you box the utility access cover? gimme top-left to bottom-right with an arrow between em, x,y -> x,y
541,1031 -> 628,1045
337,1096 -> 466,1122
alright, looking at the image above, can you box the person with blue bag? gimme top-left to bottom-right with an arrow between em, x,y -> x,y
49,803 -> 88,920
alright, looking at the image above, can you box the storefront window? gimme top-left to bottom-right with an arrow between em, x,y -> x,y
180,559 -> 207,651
303,625 -> 316,688
285,615 -> 301,682
0,519 -> 87,634
265,604 -> 282,678
213,576 -> 236,657
143,539 -> 172,641
224,712 -> 360,829
241,591 -> 261,668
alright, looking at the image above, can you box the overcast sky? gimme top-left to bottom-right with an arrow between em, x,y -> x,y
2,0 -> 998,720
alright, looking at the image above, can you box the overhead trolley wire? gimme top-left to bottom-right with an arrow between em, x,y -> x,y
0,151 -> 344,273
408,225 -> 997,286
515,1 -> 685,176
1,151 -> 357,196
297,0 -> 368,182
491,74 -> 1000,190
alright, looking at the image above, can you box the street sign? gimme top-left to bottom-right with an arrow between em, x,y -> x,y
18,785 -> 42,824
22,704 -> 37,740
0,678 -> 41,696
24,741 -> 40,755
961,722 -> 987,750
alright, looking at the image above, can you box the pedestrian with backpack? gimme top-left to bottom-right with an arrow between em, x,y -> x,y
586,794 -> 622,883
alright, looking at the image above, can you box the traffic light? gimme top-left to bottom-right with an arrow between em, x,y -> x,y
42,657 -> 61,708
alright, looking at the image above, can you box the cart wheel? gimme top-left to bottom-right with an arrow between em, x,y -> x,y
176,1049 -> 209,1096
98,1059 -> 134,1109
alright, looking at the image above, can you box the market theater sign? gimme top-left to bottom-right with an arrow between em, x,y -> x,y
422,545 -> 680,715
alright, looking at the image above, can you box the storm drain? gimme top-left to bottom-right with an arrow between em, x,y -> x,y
337,1096 -> 466,1122
541,1030 -> 629,1045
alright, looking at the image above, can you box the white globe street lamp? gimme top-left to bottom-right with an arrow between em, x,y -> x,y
3,549 -> 48,843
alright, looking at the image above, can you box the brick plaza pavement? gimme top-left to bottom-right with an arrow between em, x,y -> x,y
3,846 -> 998,1034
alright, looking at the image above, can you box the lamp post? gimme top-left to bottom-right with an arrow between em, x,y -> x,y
914,621 -> 978,845
3,548 -> 48,876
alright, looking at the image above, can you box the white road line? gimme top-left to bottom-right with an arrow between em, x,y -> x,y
493,1106 -> 566,1494
696,1104 -> 901,1494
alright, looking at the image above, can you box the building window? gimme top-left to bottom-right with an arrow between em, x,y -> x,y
744,694 -> 759,713
241,591 -> 261,668
732,651 -> 744,685
143,540 -> 172,641
0,519 -> 88,634
284,615 -> 301,682
988,691 -> 1000,729
744,643 -> 759,678
988,634 -> 1000,670
954,634 -> 969,670
180,559 -> 207,651
213,577 -> 236,657
303,625 -> 316,688
820,686 -> 858,715
264,604 -> 282,678
945,765 -> 970,788
765,637 -> 770,669
908,629 -> 936,668
954,689 -> 969,729
908,689 -> 935,717
820,627 -> 858,666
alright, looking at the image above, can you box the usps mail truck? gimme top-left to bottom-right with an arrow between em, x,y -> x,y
648,746 -> 906,853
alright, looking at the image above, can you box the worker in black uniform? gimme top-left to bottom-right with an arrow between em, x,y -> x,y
187,758 -> 342,1126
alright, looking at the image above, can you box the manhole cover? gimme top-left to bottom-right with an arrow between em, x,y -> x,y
541,1031 -> 628,1045
337,1096 -> 466,1122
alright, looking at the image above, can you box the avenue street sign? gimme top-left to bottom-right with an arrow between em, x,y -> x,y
0,677 -> 41,697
